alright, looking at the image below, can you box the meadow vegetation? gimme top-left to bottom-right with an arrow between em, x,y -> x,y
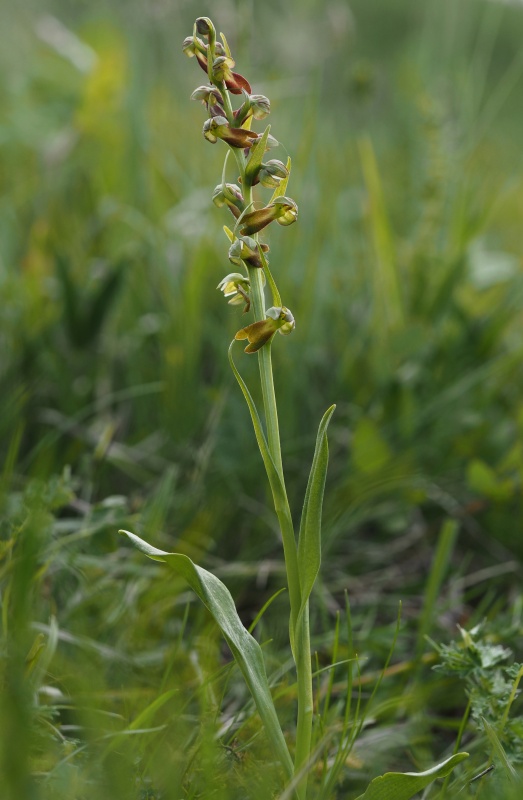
1,0 -> 523,797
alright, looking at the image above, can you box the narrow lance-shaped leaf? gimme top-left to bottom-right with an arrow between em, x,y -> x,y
245,124 -> 270,185
228,342 -> 301,653
353,753 -> 469,800
120,529 -> 294,782
297,405 -> 336,619
270,156 -> 292,204
257,242 -> 281,308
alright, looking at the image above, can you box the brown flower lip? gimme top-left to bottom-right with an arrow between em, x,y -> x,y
235,318 -> 277,353
235,307 -> 295,353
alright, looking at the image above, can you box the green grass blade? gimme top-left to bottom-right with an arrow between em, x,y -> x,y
501,664 -> 523,730
120,529 -> 294,782
353,753 -> 469,800
248,587 -> 287,634
482,716 -> 519,782
358,137 -> 403,330
100,687 -> 178,760
416,519 -> 458,659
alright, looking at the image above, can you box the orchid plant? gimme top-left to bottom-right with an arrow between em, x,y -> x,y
121,16 -> 468,799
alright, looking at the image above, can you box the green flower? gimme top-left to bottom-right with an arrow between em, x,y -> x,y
217,273 -> 251,312
212,183 -> 244,219
182,35 -> 206,58
235,306 -> 295,353
212,55 -> 236,84
228,236 -> 270,269
191,85 -> 224,107
232,92 -> 271,127
239,197 -> 298,235
194,17 -> 214,37
258,159 -> 288,188
203,116 -> 259,148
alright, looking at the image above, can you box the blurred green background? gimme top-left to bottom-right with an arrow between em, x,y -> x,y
1,0 -> 523,797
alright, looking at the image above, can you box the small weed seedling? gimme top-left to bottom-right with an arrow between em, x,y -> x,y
121,17 -> 468,799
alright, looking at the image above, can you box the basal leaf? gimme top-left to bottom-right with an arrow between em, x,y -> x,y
354,753 -> 469,800
297,405 -> 335,614
120,529 -> 294,781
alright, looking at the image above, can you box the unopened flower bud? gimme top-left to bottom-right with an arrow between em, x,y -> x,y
249,94 -> 271,120
258,159 -> 288,188
195,17 -> 214,37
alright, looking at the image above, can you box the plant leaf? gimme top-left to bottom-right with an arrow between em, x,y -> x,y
257,242 -> 281,308
228,342 -> 301,652
270,156 -> 292,203
353,753 -> 469,800
245,124 -> 270,185
120,529 -> 294,781
85,263 -> 124,343
297,405 -> 336,614
223,224 -> 235,243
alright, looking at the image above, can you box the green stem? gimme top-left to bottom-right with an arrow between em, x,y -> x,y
221,83 -> 312,799
294,604 -> 314,800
